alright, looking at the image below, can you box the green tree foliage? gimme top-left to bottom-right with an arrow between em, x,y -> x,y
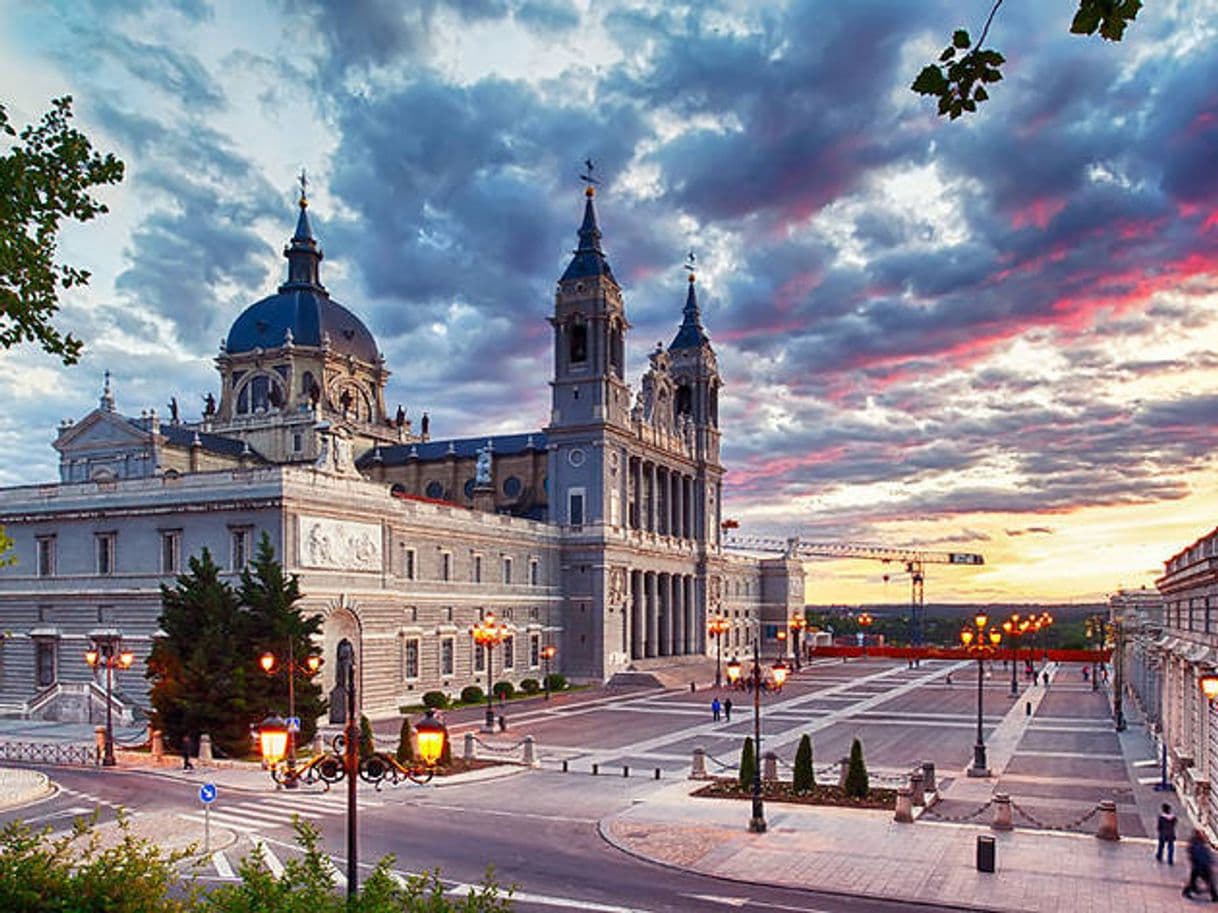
0,96 -> 125,363
358,714 -> 376,762
844,738 -> 870,798
241,534 -> 326,744
460,685 -> 485,705
793,734 -> 816,793
396,716 -> 414,764
912,0 -> 1142,118
147,549 -> 257,758
738,736 -> 757,789
492,681 -> 515,699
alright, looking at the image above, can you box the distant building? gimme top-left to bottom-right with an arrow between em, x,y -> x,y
1152,528 -> 1218,828
0,183 -> 803,723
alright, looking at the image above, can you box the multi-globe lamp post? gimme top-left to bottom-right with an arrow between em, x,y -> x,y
858,612 -> 874,657
470,611 -> 509,731
541,644 -> 558,700
726,642 -> 789,834
708,614 -> 731,688
960,612 -> 1003,777
788,615 -> 806,671
84,633 -> 135,767
1001,613 -> 1026,697
258,647 -> 322,788
1084,613 -> 1106,692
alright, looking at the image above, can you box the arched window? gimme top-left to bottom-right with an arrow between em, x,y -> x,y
569,318 -> 587,364
301,371 -> 315,395
609,322 -> 623,377
676,384 -> 692,417
710,385 -> 719,427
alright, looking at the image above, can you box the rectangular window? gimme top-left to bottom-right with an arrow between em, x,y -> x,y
441,552 -> 452,581
440,637 -> 455,676
95,533 -> 116,576
503,557 -> 512,585
35,641 -> 56,688
503,635 -> 515,670
529,633 -> 540,668
473,554 -> 482,583
36,536 -> 55,577
404,638 -> 420,680
474,639 -> 486,673
529,558 -> 539,586
568,488 -> 585,527
160,530 -> 181,574
403,548 -> 416,580
230,528 -> 251,570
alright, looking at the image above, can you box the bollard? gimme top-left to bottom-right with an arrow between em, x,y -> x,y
198,733 -> 214,764
654,768 -> 661,780
976,834 -> 996,872
921,761 -> 936,794
94,725 -> 106,762
763,751 -> 778,783
623,765 -> 630,777
1026,701 -> 1032,716
562,759 -> 569,773
691,747 -> 708,779
498,715 -> 507,732
592,762 -> 599,776
313,732 -> 323,755
909,771 -> 925,806
894,786 -> 914,823
991,792 -> 1013,830
151,729 -> 164,761
838,758 -> 850,789
464,732 -> 476,761
1095,799 -> 1120,841
522,735 -> 537,767
690,681 -> 696,692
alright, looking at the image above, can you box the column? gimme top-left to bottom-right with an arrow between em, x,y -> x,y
649,463 -> 659,533
631,570 -> 644,659
645,572 -> 657,658
673,574 -> 686,655
663,574 -> 675,656
657,468 -> 668,536
669,471 -> 679,538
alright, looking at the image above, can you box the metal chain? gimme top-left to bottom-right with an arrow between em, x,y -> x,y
1009,799 -> 1100,832
471,735 -> 530,753
920,799 -> 994,823
702,751 -> 740,772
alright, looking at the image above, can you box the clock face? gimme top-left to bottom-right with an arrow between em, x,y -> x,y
568,448 -> 586,467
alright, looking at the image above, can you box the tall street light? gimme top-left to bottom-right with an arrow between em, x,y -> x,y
1001,613 -> 1023,697
84,632 -> 134,767
726,640 -> 785,834
259,646 -> 322,789
541,644 -> 557,700
708,614 -> 730,688
789,615 -> 806,671
858,612 -> 873,658
470,612 -> 509,731
960,612 -> 1003,778
1084,613 -> 1105,692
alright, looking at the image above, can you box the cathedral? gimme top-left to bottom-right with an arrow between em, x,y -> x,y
0,182 -> 804,723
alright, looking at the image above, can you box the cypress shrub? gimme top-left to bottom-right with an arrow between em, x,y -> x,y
738,736 -> 756,789
793,734 -> 815,793
844,737 -> 870,798
358,714 -> 375,761
395,716 -> 414,764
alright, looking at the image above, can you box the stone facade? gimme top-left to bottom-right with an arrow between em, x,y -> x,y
0,185 -> 803,722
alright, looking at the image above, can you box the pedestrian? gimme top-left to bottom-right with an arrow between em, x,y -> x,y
181,733 -> 194,771
945,673 -> 952,685
1157,802 -> 1178,865
1184,828 -> 1218,900
1042,670 -> 1049,687
1082,666 -> 1089,681
711,697 -> 721,722
724,698 -> 733,722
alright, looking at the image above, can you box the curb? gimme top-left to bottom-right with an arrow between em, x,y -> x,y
0,768 -> 56,812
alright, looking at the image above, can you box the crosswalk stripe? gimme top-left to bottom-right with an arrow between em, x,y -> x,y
255,839 -> 284,878
322,855 -> 347,889
212,851 -> 234,879
178,812 -> 259,834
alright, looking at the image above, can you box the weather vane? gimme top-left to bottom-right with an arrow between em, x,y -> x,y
579,158 -> 600,187
685,250 -> 696,274
297,168 -> 308,204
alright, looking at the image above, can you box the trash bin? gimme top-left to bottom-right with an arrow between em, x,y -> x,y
976,834 -> 996,873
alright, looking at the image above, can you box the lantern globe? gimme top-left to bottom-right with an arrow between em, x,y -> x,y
84,648 -> 99,667
415,711 -> 446,766
259,652 -> 276,674
258,715 -> 289,766
726,657 -> 742,684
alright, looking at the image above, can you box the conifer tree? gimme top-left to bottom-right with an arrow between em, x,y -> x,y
793,734 -> 815,793
738,736 -> 756,789
358,714 -> 376,761
844,737 -> 870,798
396,716 -> 414,764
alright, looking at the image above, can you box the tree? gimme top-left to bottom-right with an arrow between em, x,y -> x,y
240,534 -> 326,744
358,714 -> 376,762
396,716 -> 415,764
844,737 -> 870,798
912,0 -> 1143,118
793,734 -> 816,793
0,96 -> 124,363
738,736 -> 757,789
147,549 -> 258,758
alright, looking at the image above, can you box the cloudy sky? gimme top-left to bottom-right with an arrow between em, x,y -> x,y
2,0 -> 1217,604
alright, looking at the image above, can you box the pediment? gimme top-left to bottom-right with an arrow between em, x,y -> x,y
54,410 -> 151,453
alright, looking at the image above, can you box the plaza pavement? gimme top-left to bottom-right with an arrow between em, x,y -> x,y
0,660 -> 1194,911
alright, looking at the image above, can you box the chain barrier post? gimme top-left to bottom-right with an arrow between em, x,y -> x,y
691,747 -> 707,779
523,735 -> 537,767
909,771 -> 925,806
894,786 -> 914,823
921,760 -> 936,794
991,792 -> 1013,830
763,751 -> 778,783
1095,799 -> 1120,841
463,732 -> 476,761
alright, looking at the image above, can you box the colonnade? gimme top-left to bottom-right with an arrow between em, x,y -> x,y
627,457 -> 698,539
625,570 -> 703,659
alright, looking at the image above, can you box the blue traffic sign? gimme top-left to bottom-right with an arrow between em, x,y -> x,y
199,783 -> 217,804
286,716 -> 301,733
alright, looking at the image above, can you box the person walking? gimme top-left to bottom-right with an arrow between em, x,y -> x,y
1157,803 -> 1178,865
711,697 -> 721,722
724,698 -> 733,722
181,733 -> 194,771
1184,828 -> 1218,900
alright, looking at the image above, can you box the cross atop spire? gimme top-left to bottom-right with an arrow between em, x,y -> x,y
579,158 -> 600,197
685,250 -> 697,283
297,168 -> 309,207
99,370 -> 115,411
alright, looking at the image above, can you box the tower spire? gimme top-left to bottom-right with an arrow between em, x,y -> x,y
670,250 -> 710,349
281,171 -> 324,292
561,160 -> 613,281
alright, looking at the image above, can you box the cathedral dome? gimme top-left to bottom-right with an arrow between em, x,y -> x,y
225,194 -> 379,364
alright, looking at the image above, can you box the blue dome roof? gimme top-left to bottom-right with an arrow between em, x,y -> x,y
225,197 -> 379,364
225,289 -> 379,363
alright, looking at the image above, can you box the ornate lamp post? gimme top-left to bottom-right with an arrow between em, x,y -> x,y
708,614 -> 731,687
1084,613 -> 1105,692
470,612 -> 509,731
84,633 -> 134,767
725,638 -> 785,834
775,628 -> 788,662
858,612 -> 873,658
1001,613 -> 1022,697
788,615 -> 806,671
259,648 -> 322,789
541,644 -> 557,700
960,612 -> 1003,777
258,642 -> 446,901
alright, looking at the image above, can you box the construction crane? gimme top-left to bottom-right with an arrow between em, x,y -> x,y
723,534 -> 985,645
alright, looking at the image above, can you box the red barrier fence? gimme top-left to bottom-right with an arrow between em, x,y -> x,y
809,645 -> 1112,663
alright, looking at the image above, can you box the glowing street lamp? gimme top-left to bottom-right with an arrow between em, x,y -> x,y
84,632 -> 135,767
470,612 -> 510,731
1201,671 -> 1218,702
858,612 -> 874,658
258,646 -> 322,789
960,615 -> 1002,777
708,615 -> 731,687
258,714 -> 289,767
1002,613 -> 1023,697
788,615 -> 807,671
771,660 -> 789,691
541,644 -> 558,700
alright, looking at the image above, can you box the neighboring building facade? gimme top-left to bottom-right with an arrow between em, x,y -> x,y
1151,528 -> 1218,830
0,184 -> 803,722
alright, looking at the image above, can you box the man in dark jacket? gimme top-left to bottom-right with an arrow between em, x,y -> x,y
1184,829 -> 1218,900
1157,803 -> 1177,865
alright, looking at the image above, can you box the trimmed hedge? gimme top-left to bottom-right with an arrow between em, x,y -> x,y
460,685 -> 485,705
492,680 -> 515,699
519,678 -> 540,694
544,673 -> 567,692
422,690 -> 449,710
